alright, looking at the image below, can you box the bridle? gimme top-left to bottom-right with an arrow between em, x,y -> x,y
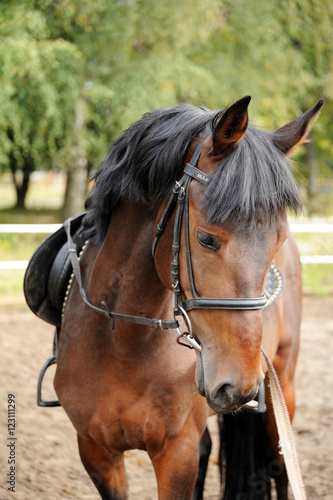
152,131 -> 266,349
65,131 -> 266,351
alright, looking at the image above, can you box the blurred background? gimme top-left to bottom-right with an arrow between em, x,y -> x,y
0,0 -> 332,302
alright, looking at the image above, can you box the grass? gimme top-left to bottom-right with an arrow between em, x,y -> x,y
0,270 -> 26,306
0,234 -> 47,309
302,264 -> 333,296
294,232 -> 333,258
293,232 -> 333,295
0,207 -> 63,224
0,233 -> 47,260
0,172 -> 65,307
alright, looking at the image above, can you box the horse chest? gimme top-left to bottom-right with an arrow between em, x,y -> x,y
85,389 -> 195,453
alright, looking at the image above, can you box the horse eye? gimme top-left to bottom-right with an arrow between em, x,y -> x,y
197,231 -> 218,250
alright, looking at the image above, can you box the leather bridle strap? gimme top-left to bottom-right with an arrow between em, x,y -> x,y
182,178 -> 267,312
64,219 -> 179,330
151,179 -> 185,258
183,296 -> 268,312
151,132 -> 210,258
158,133 -> 267,315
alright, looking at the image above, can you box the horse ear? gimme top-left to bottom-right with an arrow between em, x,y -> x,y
212,96 -> 251,155
271,100 -> 324,156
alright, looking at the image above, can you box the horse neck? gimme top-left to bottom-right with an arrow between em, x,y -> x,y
88,201 -> 173,349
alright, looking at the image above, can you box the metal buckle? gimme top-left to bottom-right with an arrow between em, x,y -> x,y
173,181 -> 185,195
101,301 -> 115,329
152,318 -> 163,329
174,306 -> 201,352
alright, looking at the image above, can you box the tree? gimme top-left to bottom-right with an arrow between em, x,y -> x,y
0,3 -> 83,209
1,0 -> 332,216
34,0 -> 226,216
194,0 -> 333,213
276,0 -> 333,213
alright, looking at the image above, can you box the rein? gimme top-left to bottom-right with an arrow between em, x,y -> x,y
261,347 -> 307,500
64,220 -> 178,331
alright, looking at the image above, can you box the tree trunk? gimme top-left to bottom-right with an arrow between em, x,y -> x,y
12,168 -> 31,209
63,158 -> 88,220
62,100 -> 88,220
304,138 -> 320,215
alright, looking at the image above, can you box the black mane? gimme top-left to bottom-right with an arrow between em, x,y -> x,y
85,104 -> 301,242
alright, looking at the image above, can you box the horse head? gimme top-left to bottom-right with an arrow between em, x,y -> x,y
155,96 -> 322,413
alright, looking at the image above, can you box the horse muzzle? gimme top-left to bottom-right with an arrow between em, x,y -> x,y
195,351 -> 263,414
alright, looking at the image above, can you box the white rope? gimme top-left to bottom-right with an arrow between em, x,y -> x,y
261,347 -> 307,500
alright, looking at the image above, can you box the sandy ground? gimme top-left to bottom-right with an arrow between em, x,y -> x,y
0,296 -> 332,500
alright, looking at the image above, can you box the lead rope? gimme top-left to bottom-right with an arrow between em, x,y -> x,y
261,347 -> 307,500
182,337 -> 306,498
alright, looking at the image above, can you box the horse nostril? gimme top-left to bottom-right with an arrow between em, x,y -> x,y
210,382 -> 234,407
207,382 -> 262,413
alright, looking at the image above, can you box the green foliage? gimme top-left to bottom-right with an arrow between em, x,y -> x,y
0,0 -> 332,202
0,40 -> 83,168
0,2 -> 84,176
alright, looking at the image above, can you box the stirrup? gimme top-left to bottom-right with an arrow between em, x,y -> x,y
242,382 -> 266,413
37,328 -> 61,407
37,356 -> 61,407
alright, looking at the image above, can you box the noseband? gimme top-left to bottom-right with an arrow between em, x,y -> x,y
65,131 -> 266,350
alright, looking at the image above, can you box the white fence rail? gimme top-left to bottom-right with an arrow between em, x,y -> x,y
290,224 -> 333,233
0,261 -> 29,270
1,223 -> 332,270
0,223 -> 62,233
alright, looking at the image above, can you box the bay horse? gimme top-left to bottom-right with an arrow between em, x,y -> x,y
54,96 -> 322,499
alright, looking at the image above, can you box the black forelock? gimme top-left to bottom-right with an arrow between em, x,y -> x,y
201,125 -> 302,229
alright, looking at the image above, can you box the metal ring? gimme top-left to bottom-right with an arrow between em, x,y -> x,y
177,305 -> 193,337
174,181 -> 185,194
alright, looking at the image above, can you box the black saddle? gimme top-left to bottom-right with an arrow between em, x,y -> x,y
24,213 -> 87,328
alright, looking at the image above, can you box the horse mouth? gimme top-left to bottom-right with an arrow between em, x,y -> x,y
195,352 -> 260,414
205,389 -> 257,414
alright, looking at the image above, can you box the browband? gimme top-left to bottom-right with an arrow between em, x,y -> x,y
184,163 -> 210,184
